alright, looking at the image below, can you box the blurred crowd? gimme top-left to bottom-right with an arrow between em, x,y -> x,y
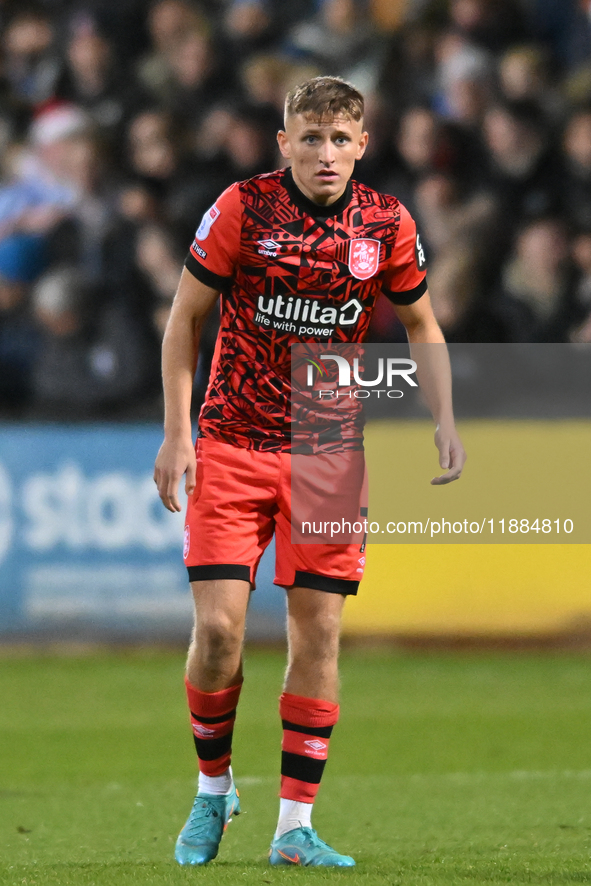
1,0 -> 591,419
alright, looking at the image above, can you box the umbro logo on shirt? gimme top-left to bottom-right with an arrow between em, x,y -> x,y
258,238 -> 281,256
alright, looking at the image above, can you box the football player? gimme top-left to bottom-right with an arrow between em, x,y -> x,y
154,76 -> 466,868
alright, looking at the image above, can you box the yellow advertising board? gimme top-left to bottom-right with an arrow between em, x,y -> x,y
342,420 -> 590,635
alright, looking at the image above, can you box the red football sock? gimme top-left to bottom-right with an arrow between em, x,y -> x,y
185,677 -> 242,777
279,691 -> 339,803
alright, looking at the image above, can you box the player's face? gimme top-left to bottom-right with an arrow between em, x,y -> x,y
277,114 -> 368,206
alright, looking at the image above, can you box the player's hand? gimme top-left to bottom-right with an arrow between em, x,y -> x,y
431,424 -> 466,485
153,437 -> 196,512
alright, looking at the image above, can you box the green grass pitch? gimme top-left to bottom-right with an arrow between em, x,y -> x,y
1,649 -> 591,885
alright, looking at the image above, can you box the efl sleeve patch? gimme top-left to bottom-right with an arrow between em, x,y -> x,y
196,203 -> 220,241
188,182 -> 242,280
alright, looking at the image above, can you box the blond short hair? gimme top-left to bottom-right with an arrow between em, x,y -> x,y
284,76 -> 364,124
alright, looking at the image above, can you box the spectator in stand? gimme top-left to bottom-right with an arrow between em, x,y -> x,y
241,54 -> 320,119
7,103 -> 116,284
134,223 -> 183,336
410,170 -> 494,335
447,0 -> 527,53
497,44 -> 563,122
420,235 -> 483,336
433,30 -> 494,128
136,0 -> 206,105
561,107 -> 591,231
222,0 -> 277,63
486,216 -> 580,342
378,20 -> 440,114
0,103 -> 95,255
137,7 -> 233,130
0,233 -> 46,413
569,227 -> 591,343
287,0 -> 382,90
216,105 -> 278,180
481,99 -> 563,245
125,108 -> 215,235
413,171 -> 493,255
31,264 -> 159,418
528,0 -> 590,70
55,14 -> 132,148
381,104 -> 486,210
2,7 -> 62,108
133,222 -> 218,409
126,108 -> 179,191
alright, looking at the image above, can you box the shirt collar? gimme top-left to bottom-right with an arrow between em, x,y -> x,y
282,167 -> 353,218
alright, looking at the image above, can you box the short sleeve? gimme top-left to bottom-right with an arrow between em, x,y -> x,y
185,182 -> 242,290
382,203 -> 428,306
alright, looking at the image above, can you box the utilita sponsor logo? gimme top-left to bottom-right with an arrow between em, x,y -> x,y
254,295 -> 363,336
306,354 -> 418,400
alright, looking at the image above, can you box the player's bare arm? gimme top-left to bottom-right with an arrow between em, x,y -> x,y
395,290 -> 467,485
154,268 -> 219,512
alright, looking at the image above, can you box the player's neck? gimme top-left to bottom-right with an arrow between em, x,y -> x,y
290,168 -> 347,206
283,167 -> 353,218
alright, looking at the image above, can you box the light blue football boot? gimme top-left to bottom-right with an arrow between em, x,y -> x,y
269,826 -> 355,867
174,785 -> 240,865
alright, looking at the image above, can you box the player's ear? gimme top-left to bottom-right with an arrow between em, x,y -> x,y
277,129 -> 291,160
356,130 -> 369,161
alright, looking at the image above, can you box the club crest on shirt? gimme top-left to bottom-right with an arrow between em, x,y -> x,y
196,203 -> 220,240
349,238 -> 380,280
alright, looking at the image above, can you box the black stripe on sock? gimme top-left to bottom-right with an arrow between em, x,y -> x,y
194,732 -> 233,762
281,751 -> 326,785
191,708 -> 236,725
281,719 -> 333,739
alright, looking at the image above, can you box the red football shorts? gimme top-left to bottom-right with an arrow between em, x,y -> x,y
183,437 -> 367,595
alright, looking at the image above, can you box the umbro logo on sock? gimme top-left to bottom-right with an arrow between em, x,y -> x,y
193,723 -> 216,737
303,739 -> 327,756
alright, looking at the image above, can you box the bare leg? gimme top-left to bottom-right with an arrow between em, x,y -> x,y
284,586 -> 345,703
186,579 -> 251,691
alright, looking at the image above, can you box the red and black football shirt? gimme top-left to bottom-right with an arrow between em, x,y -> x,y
185,167 -> 427,451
